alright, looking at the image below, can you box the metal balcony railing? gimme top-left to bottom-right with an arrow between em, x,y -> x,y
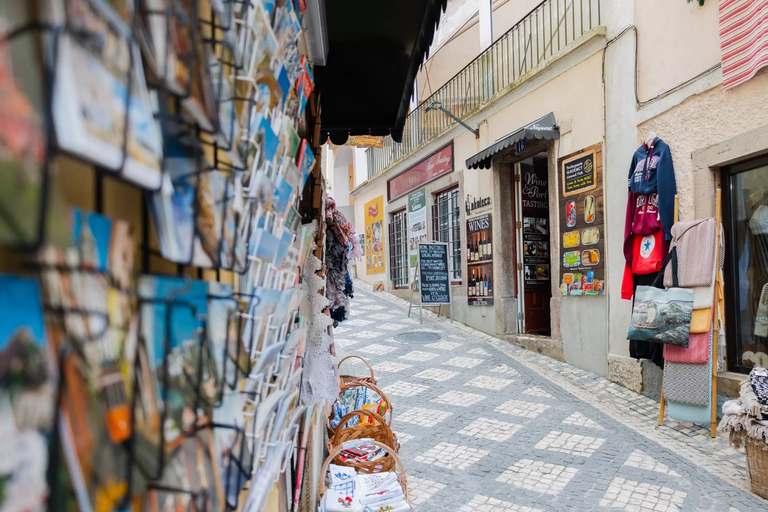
367,0 -> 601,179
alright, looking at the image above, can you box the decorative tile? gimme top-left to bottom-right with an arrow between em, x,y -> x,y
372,361 -> 413,373
494,400 -> 551,419
377,322 -> 408,331
407,476 -> 446,507
357,343 -> 396,354
561,412 -> 604,430
393,431 -> 415,445
468,348 -> 491,356
458,418 -> 523,442
444,356 -> 484,368
413,368 -> 459,381
343,318 -> 374,327
458,495 -> 543,512
414,442 -> 489,470
397,407 -> 451,428
381,381 -> 429,397
465,375 -> 514,391
496,459 -> 578,496
624,449 -> 681,477
368,313 -> 396,320
399,350 -> 440,361
491,364 -> 520,376
535,431 -> 606,458
424,340 -> 462,350
431,390 -> 486,407
599,477 -> 687,511
522,386 -> 554,399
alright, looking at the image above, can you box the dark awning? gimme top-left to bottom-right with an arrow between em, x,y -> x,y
316,0 -> 446,145
465,113 -> 560,170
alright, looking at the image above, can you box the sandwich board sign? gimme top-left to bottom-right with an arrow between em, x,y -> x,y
408,242 -> 453,323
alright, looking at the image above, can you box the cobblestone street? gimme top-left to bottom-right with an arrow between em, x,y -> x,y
335,282 -> 768,512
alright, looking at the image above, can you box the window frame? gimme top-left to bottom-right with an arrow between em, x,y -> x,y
431,186 -> 462,283
388,208 -> 409,289
722,155 -> 768,374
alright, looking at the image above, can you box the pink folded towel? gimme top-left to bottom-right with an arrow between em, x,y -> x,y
664,329 -> 710,364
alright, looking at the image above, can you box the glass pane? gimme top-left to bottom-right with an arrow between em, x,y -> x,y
731,164 -> 768,369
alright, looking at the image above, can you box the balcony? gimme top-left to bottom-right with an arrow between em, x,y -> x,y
366,0 -> 602,180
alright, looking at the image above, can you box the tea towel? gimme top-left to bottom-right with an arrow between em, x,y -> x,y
663,362 -> 711,406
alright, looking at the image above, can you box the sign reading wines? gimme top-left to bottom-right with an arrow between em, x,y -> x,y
562,150 -> 596,197
418,243 -> 451,305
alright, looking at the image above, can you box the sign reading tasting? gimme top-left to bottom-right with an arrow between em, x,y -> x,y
364,196 -> 385,274
387,143 -> 453,200
418,242 -> 451,305
562,149 -> 597,197
557,144 -> 605,296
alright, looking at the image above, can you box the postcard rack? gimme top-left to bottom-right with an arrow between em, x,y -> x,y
0,0 -> 323,511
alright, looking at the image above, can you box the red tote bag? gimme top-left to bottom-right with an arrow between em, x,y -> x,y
631,230 -> 664,275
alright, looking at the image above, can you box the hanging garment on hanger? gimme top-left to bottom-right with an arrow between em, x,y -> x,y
627,137 -> 677,241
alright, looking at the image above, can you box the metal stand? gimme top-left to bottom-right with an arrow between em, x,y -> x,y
407,266 -> 423,324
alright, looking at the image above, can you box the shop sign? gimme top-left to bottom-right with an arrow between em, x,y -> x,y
557,144 -> 605,296
407,189 -> 428,285
561,149 -> 597,197
465,194 -> 491,216
345,135 -> 383,148
364,196 -> 385,274
466,213 -> 494,306
418,242 -> 451,304
521,164 -> 548,217
387,143 -> 453,200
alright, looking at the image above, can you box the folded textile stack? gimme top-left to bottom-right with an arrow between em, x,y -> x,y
319,465 -> 410,512
719,368 -> 768,445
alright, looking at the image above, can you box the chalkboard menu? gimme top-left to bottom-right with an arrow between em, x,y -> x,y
418,243 -> 451,304
557,144 -> 605,296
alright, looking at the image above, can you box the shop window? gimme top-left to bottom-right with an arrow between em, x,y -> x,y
432,187 -> 462,282
723,156 -> 768,373
388,209 -> 408,288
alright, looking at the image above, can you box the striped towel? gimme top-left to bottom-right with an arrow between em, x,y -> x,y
720,0 -> 768,90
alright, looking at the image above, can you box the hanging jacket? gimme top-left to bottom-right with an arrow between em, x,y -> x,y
627,137 -> 677,241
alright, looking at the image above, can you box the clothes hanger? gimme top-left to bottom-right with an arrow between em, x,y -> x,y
644,131 -> 657,146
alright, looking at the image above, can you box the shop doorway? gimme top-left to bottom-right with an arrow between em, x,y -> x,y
514,153 -> 552,335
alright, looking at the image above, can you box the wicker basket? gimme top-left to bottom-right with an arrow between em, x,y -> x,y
746,437 -> 768,499
327,381 -> 393,435
328,409 -> 400,456
318,440 -> 409,503
338,355 -> 376,386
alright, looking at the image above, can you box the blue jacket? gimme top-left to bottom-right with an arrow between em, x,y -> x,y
627,137 -> 677,241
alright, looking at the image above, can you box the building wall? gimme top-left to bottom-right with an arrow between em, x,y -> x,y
353,43 -> 607,346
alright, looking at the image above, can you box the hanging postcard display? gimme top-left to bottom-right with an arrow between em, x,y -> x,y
557,144 -> 605,296
408,188 -> 427,284
466,213 -> 494,306
365,195 -> 385,274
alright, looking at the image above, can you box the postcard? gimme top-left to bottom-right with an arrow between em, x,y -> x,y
144,445 -> 192,511
196,170 -> 227,266
52,0 -> 163,190
0,276 -> 57,512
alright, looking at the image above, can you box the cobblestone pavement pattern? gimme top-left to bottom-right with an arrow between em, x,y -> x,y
335,282 -> 768,512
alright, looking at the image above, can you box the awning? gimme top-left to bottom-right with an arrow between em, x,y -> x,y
316,0 -> 447,145
465,113 -> 560,170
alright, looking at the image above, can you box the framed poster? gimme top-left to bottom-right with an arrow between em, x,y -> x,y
557,144 -> 605,296
364,196 -> 385,274
466,213 -> 494,306
408,189 -> 427,285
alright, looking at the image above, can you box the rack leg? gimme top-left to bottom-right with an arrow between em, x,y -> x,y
659,362 -> 666,426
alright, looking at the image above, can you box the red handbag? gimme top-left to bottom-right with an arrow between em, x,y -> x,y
631,230 -> 664,275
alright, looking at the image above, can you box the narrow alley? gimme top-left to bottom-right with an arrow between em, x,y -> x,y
336,282 -> 766,512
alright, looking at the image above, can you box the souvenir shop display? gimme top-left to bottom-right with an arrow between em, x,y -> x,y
0,0 -> 328,510
719,367 -> 768,499
623,134 -> 677,365
325,197 -> 363,324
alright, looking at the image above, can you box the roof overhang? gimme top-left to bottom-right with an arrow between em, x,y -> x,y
316,0 -> 447,146
465,113 -> 560,170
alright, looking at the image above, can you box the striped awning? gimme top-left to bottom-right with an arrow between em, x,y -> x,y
720,0 -> 768,90
465,113 -> 559,170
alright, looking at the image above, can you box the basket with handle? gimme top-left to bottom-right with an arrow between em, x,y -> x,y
328,409 -> 400,456
318,439 -> 409,503
327,380 -> 393,435
338,355 -> 376,386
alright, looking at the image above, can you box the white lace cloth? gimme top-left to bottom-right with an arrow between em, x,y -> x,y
301,329 -> 339,405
